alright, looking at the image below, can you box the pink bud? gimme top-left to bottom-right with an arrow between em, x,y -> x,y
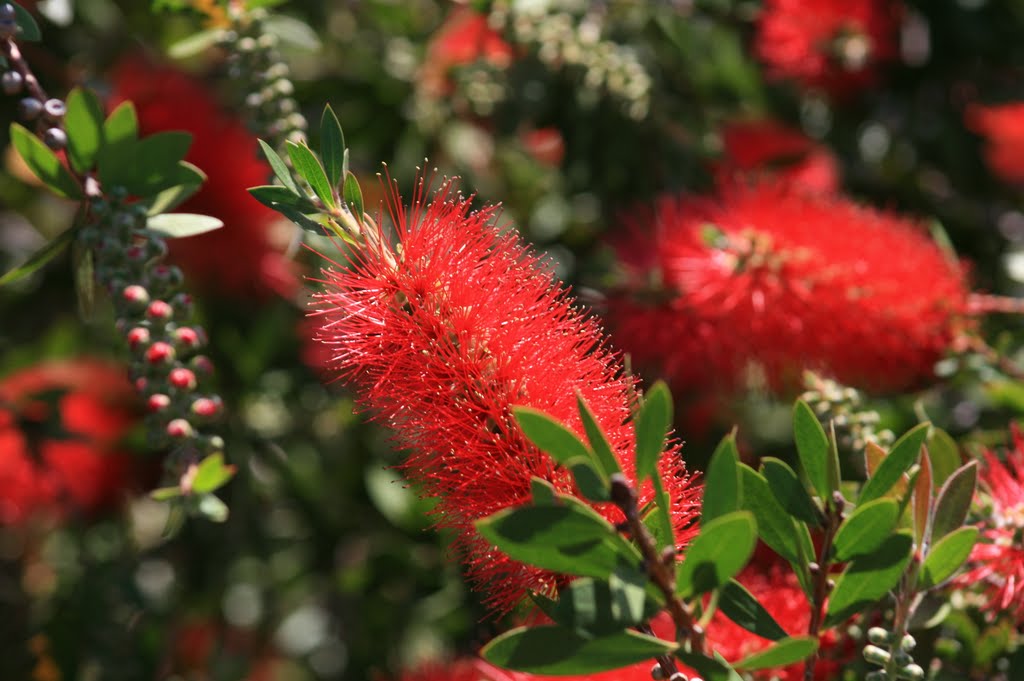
147,300 -> 174,321
169,367 -> 197,390
166,418 -> 194,439
146,341 -> 175,364
191,396 -> 222,417
126,327 -> 150,350
147,393 -> 171,412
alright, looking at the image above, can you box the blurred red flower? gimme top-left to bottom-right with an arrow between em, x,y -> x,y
0,359 -> 138,524
173,618 -> 276,681
755,0 -> 902,97
392,659 -> 520,681
109,56 -> 297,301
605,181 -> 971,397
954,424 -> 1024,622
421,5 -> 514,96
966,102 -> 1024,186
718,120 -> 840,194
311,180 -> 702,614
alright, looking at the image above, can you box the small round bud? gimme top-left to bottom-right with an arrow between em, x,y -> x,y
865,672 -> 887,681
126,326 -> 151,350
147,300 -> 174,322
899,634 -> 916,652
169,367 -> 197,391
272,78 -> 294,97
0,4 -> 16,20
134,377 -> 148,393
146,341 -> 176,365
43,98 -> 66,119
171,292 -> 193,319
18,97 -> 43,120
122,284 -> 150,307
173,326 -> 205,350
190,355 -> 214,376
147,393 -> 171,413
257,33 -> 278,50
863,644 -> 892,666
649,663 -> 666,680
237,36 -> 257,52
191,396 -> 222,418
166,418 -> 194,439
42,128 -> 67,151
897,664 -> 924,681
867,627 -> 891,645
124,244 -> 148,262
202,434 -> 226,453
1,70 -> 23,95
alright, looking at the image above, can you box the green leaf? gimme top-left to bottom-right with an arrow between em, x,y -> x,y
343,170 -> 364,220
263,13 -> 322,50
919,526 -> 978,589
12,2 -> 41,40
476,503 -> 639,580
676,511 -> 756,598
859,423 -> 929,505
320,105 -> 345,189
144,161 -> 206,215
276,205 -> 329,234
168,28 -> 228,59
576,393 -> 622,478
930,461 -> 978,542
926,429 -> 961,489
832,497 -> 900,562
258,139 -> 300,193
719,579 -> 788,641
248,184 -> 317,212
674,651 -> 739,681
734,636 -> 818,671
635,381 -> 672,482
195,493 -> 229,522
825,532 -> 914,626
549,572 -> 655,636
761,457 -> 820,526
738,465 -> 801,567
568,457 -> 610,502
150,486 -> 183,501
189,454 -> 236,494
513,406 -> 592,467
793,400 -> 832,500
648,473 -> 676,553
703,432 -> 741,524
530,477 -> 556,505
146,213 -> 224,239
9,123 -> 82,199
99,131 -> 193,197
102,101 -> 138,148
287,140 -> 335,209
0,227 -> 75,287
482,626 -> 676,675
65,88 -> 105,174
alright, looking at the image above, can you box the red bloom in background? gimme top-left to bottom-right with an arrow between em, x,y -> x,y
421,6 -> 514,96
391,659 -> 521,681
109,57 -> 297,301
605,181 -> 971,397
312,181 -> 702,614
966,103 -> 1024,186
0,360 -> 138,524
718,120 -> 840,194
756,0 -> 901,97
954,424 -> 1024,621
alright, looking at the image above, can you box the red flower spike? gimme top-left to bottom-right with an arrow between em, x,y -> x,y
146,342 -> 176,365
954,423 -> 1024,622
755,0 -> 902,97
966,102 -> 1024,186
109,56 -> 298,301
605,181 -> 971,397
311,180 -> 702,614
0,359 -> 138,524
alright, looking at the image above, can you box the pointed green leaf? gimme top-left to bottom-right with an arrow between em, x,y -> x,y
513,406 -> 591,467
676,511 -> 756,598
102,101 -> 138,147
793,400 -> 832,500
648,473 -> 676,553
263,14 -> 322,50
762,457 -> 820,526
99,131 -> 193,197
930,461 -> 978,542
343,170 -> 364,220
926,429 -> 961,489
859,423 -> 929,505
150,486 -> 183,501
9,123 -> 82,198
12,3 -> 40,40
144,161 -> 206,215
146,213 -> 223,239
832,497 -> 900,562
635,381 -> 672,482
168,27 -> 228,58
65,88 -> 105,174
276,205 -> 329,234
738,464 -> 800,566
919,526 -> 978,589
734,636 -> 818,671
248,184 -> 317,212
568,457 -> 610,502
825,532 -> 914,626
719,579 -> 788,641
703,432 -> 740,524
576,393 -> 622,478
0,227 -> 75,287
320,105 -> 345,188
530,477 -> 556,505
190,454 -> 237,494
482,626 -> 676,675
258,139 -> 299,193
287,141 -> 335,209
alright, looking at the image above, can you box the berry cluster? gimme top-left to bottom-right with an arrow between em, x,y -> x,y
0,3 -> 67,150
79,195 -> 224,467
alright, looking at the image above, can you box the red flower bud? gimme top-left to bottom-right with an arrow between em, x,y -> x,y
146,342 -> 176,364
147,300 -> 174,321
122,284 -> 150,307
147,393 -> 171,412
126,327 -> 150,350
191,396 -> 222,418
169,368 -> 197,391
166,418 -> 194,439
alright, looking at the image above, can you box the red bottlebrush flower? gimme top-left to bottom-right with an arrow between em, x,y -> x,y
718,120 -> 840,194
954,424 -> 1024,622
421,6 -> 514,96
966,102 -> 1024,186
605,181 -> 971,397
311,181 -> 702,614
755,0 -> 902,97
109,56 -> 297,300
698,557 -> 852,681
0,360 -> 138,524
